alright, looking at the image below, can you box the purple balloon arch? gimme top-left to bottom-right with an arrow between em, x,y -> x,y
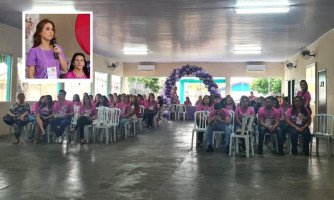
161,64 -> 221,104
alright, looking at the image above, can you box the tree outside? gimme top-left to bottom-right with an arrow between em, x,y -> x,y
128,77 -> 162,94
250,78 -> 282,96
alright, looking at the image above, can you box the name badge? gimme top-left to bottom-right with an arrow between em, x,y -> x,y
47,66 -> 57,79
296,116 -> 303,125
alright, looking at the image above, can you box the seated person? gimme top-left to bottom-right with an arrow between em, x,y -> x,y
234,96 -> 255,130
8,93 -> 30,144
205,103 -> 231,153
257,96 -> 284,155
72,94 -> 82,107
117,94 -> 133,135
50,90 -> 74,143
285,96 -> 311,155
34,96 -> 54,143
195,95 -> 213,148
71,95 -> 97,144
184,96 -> 192,106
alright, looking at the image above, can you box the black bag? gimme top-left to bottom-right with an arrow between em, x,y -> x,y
3,114 -> 15,125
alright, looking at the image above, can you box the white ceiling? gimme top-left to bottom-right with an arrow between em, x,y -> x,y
1,0 -> 334,62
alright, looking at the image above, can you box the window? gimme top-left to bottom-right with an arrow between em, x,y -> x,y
94,72 -> 108,95
65,82 -> 92,100
230,77 -> 282,102
0,53 -> 12,101
17,57 -> 58,101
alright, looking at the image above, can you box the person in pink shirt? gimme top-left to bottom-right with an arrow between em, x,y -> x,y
195,95 -> 213,148
184,96 -> 192,106
285,96 -> 312,155
92,94 -> 101,107
71,95 -> 97,144
296,80 -> 312,113
117,94 -> 133,134
224,96 -> 236,111
205,103 -> 232,153
34,96 -> 54,143
145,94 -> 159,128
235,96 -> 255,130
63,53 -> 90,79
72,94 -> 82,107
50,90 -> 74,143
195,96 -> 202,106
108,94 -> 115,108
131,96 -> 141,118
249,91 -> 256,101
257,96 -> 284,155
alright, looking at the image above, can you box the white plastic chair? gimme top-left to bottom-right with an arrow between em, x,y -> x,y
93,107 -> 113,144
212,111 -> 235,149
177,105 -> 187,120
169,104 -> 178,120
191,111 -> 210,149
310,114 -> 333,156
229,115 -> 255,157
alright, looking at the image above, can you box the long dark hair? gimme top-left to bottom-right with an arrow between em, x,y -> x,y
96,96 -> 109,107
300,80 -> 308,96
69,53 -> 90,78
33,19 -> 56,47
292,96 -> 308,116
201,95 -> 212,106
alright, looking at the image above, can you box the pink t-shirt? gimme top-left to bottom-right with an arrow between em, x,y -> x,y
139,99 -> 146,107
53,100 -> 74,117
235,106 -> 255,122
146,100 -> 158,110
195,100 -> 202,106
286,108 -> 311,127
208,108 -> 230,122
64,71 -> 88,79
297,91 -> 311,103
116,102 -> 132,118
72,101 -> 82,107
225,105 -> 235,111
258,107 -> 281,126
196,104 -> 213,112
32,102 -> 40,114
78,105 -> 97,117
184,100 -> 192,106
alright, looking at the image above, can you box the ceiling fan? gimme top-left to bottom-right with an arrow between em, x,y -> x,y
285,60 -> 297,70
300,47 -> 316,60
107,62 -> 119,71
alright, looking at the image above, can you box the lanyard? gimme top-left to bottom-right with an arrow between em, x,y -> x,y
41,48 -> 56,78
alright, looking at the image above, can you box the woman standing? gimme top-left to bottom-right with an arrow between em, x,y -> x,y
26,19 -> 67,79
64,53 -> 90,79
145,94 -> 159,128
297,80 -> 312,113
285,96 -> 312,155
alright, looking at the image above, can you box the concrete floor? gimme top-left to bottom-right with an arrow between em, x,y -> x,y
0,120 -> 333,200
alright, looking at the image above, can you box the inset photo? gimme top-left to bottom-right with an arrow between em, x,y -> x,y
23,11 -> 93,81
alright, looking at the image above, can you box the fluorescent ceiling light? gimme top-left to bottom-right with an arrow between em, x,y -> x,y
233,50 -> 262,54
234,6 -> 290,14
233,46 -> 262,54
122,51 -> 149,55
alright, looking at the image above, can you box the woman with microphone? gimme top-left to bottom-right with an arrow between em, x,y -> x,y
26,19 -> 67,79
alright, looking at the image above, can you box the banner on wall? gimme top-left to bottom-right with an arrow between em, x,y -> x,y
25,14 -> 39,53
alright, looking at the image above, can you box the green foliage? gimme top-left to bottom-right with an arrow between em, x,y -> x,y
128,77 -> 162,93
250,78 -> 281,95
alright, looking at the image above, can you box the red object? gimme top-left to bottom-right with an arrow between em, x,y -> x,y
75,14 -> 90,55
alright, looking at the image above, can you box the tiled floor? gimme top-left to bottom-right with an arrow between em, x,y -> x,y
0,120 -> 333,200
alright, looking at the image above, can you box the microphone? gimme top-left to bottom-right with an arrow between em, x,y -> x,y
51,38 -> 59,59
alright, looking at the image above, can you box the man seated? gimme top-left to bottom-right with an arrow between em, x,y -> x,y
205,103 -> 232,153
257,96 -> 284,155
50,90 -> 74,143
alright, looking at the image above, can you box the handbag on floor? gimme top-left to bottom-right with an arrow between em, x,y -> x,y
3,114 -> 15,125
